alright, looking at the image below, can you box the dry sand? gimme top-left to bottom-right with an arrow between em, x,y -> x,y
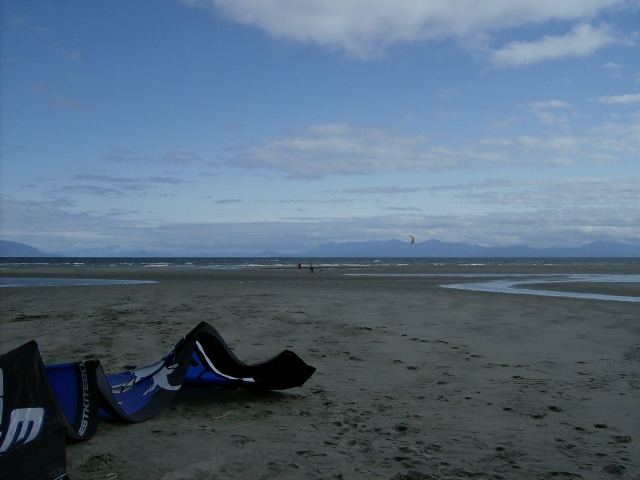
1,263 -> 639,479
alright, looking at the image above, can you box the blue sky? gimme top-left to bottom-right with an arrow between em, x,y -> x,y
1,0 -> 639,255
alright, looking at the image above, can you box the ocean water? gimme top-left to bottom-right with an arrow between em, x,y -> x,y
1,256 -> 638,270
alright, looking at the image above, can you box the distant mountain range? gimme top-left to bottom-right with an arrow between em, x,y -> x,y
300,239 -> 640,258
0,240 -> 51,257
2,238 -> 640,258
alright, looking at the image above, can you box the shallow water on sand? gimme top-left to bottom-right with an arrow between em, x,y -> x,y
346,273 -> 640,302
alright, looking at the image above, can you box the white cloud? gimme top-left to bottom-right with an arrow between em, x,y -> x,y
442,177 -> 640,208
49,185 -> 127,197
527,100 -> 571,124
602,61 -> 622,70
102,148 -> 203,163
226,112 -> 640,178
73,174 -> 189,185
341,186 -> 425,194
597,92 -> 640,104
511,135 -> 582,153
183,0 -> 624,58
586,120 -> 640,156
529,100 -> 571,109
490,24 -> 617,67
602,61 -> 624,77
231,124 -> 510,178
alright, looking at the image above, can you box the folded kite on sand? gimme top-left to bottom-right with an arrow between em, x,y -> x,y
0,322 -> 316,479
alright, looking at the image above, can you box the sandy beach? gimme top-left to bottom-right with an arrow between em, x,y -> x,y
1,262 -> 639,479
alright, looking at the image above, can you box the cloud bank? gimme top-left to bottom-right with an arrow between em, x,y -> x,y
227,111 -> 640,177
232,125 -> 508,178
3,176 -> 639,254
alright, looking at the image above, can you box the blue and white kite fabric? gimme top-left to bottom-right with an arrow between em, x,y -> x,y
0,322 -> 315,479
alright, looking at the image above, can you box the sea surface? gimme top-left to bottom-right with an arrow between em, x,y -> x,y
1,256 -> 639,269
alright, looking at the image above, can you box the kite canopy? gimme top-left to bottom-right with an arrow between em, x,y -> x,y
0,322 -> 315,479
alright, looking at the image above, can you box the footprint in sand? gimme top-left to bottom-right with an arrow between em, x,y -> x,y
602,464 -> 626,475
543,473 -> 584,479
77,453 -> 122,474
230,434 -> 255,447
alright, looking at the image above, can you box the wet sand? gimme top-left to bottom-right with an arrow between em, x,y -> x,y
1,264 -> 639,479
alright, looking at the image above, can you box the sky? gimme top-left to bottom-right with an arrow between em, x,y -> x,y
1,0 -> 639,255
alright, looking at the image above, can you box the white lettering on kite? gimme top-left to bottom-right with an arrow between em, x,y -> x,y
0,407 -> 45,453
1,368 -> 46,453
77,363 -> 91,436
